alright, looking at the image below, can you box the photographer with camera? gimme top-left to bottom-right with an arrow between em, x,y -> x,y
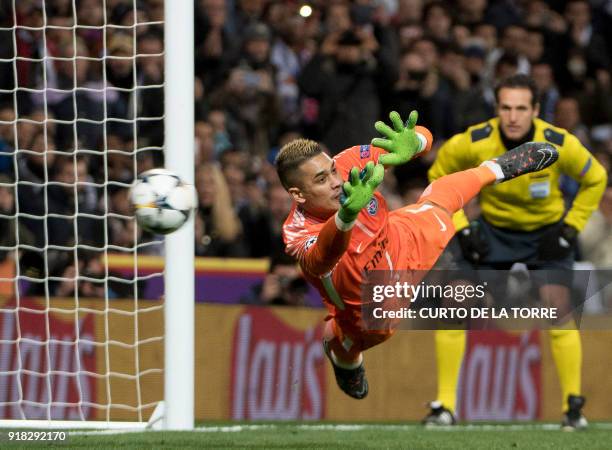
298,6 -> 398,153
241,252 -> 308,307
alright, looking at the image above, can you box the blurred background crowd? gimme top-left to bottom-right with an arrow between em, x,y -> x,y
0,0 -> 610,305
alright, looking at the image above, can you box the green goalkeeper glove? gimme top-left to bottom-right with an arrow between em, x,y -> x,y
338,161 -> 384,224
372,110 -> 422,167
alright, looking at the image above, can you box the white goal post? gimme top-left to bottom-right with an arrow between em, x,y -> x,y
0,0 -> 194,430
163,0 -> 195,431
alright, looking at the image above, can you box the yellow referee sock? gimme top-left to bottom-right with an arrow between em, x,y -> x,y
548,323 -> 582,412
435,329 -> 466,413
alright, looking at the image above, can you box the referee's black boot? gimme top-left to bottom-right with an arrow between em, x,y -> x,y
562,395 -> 588,431
486,142 -> 559,182
422,401 -> 456,427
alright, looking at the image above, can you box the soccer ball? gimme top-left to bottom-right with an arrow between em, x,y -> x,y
130,168 -> 197,234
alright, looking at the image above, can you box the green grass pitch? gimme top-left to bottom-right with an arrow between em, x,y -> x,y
3,423 -> 612,449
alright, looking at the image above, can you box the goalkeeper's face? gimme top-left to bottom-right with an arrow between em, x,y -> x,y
288,153 -> 344,218
496,87 -> 540,141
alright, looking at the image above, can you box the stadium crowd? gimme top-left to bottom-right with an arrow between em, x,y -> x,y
0,0 -> 610,304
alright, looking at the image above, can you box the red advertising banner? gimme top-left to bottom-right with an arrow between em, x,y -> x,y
458,330 -> 541,421
230,307 -> 326,420
0,298 -> 96,420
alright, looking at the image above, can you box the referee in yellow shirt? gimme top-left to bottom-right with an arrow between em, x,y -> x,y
426,74 -> 607,430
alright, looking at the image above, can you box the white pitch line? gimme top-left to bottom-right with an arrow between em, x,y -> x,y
194,423 -> 612,433
67,422 -> 612,436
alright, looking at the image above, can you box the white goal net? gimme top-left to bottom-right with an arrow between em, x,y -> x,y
0,0 -> 193,429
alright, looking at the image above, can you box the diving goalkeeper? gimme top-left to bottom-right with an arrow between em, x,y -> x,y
276,110 -> 559,399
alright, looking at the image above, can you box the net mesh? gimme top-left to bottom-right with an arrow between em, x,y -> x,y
0,0 -> 166,422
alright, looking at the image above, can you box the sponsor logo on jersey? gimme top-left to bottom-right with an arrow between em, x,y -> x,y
367,197 -> 378,215
360,145 -> 371,159
304,236 -> 317,250
363,237 -> 389,273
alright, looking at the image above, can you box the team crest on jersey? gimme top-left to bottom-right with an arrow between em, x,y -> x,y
367,197 -> 378,215
304,236 -> 317,250
360,145 -> 371,159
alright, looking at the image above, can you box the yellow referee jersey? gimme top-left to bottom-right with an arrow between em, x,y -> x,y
428,117 -> 607,232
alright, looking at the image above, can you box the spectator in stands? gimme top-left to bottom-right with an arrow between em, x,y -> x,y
431,44 -> 472,137
324,2 -> 353,35
382,50 -> 436,135
473,22 -> 497,55
0,104 -> 15,176
195,120 -> 216,164
485,24 -> 530,87
106,33 -> 134,102
524,1 -> 566,34
579,182 -> 612,308
564,0 -> 610,75
299,23 -> 397,152
194,76 -> 208,121
104,134 -> 134,183
107,186 -> 151,253
53,250 -> 134,299
411,37 -> 439,71
532,62 -> 560,124
146,0 -> 165,22
524,28 -> 546,65
394,0 -> 424,27
207,109 -> 236,156
233,0 -> 267,33
0,174 -> 35,262
455,0 -> 487,27
49,36 -> 128,150
268,4 -> 311,128
119,0 -> 152,38
396,22 -> 424,53
195,162 -> 246,256
195,0 -> 240,93
554,97 -> 591,147
77,0 -> 104,54
210,22 -> 280,156
580,181 -> 612,268
137,31 -> 165,147
451,43 -> 492,133
575,69 -> 612,130
16,125 -> 57,247
47,155 -> 103,248
423,1 -> 452,45
223,163 -> 247,210
239,181 -> 291,257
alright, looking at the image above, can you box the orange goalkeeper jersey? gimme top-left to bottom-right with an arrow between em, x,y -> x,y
282,145 -> 393,328
282,144 -> 456,334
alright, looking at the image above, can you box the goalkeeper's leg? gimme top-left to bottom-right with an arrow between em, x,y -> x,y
418,166 -> 496,215
322,320 -> 392,400
421,141 -> 559,216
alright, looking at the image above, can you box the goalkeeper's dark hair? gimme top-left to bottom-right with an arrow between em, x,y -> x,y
494,74 -> 539,107
275,138 -> 323,190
